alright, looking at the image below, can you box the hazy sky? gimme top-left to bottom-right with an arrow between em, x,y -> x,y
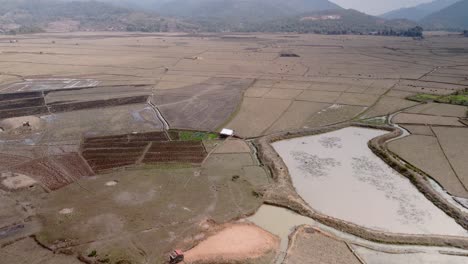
330,0 -> 434,15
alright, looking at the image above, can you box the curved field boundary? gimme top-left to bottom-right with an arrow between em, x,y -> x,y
254,123 -> 468,249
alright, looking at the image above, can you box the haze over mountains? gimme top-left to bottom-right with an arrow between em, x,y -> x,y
0,0 -> 466,34
421,0 -> 468,30
381,0 -> 459,21
382,0 -> 468,30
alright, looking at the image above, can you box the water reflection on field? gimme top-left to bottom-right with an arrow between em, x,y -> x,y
272,127 -> 467,236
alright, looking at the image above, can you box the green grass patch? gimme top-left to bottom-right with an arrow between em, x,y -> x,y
407,90 -> 468,106
179,131 -> 218,141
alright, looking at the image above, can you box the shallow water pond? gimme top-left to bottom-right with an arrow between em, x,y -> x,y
248,205 -> 468,264
272,127 -> 467,236
353,246 -> 468,264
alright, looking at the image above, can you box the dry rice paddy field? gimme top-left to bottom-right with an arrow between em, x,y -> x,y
0,32 -> 467,263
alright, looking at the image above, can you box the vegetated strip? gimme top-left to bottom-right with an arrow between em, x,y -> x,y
255,122 -> 468,249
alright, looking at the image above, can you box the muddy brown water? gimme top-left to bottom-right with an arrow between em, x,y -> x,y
353,246 -> 468,264
248,205 -> 468,264
272,127 -> 467,236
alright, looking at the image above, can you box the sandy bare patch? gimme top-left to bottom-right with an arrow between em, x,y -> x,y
296,90 -> 341,104
400,125 -> 434,136
244,87 -> 271,98
1,172 -> 37,189
105,180 -> 118,186
59,208 -> 74,215
432,127 -> 468,193
267,101 -> 330,133
388,135 -> 468,198
214,139 -> 251,154
263,89 -> 303,100
392,113 -> 464,126
285,227 -> 361,264
362,96 -> 419,118
335,93 -> 380,107
0,116 -> 43,131
185,223 -> 279,263
227,97 -> 291,137
405,103 -> 468,118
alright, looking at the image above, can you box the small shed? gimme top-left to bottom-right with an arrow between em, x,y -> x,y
220,128 -> 235,138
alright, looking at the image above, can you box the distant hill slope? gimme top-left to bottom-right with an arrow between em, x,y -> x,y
0,0 -> 198,33
144,0 -> 344,32
158,0 -> 341,20
421,0 -> 468,30
249,9 -> 418,34
0,0 -> 423,34
381,0 -> 460,21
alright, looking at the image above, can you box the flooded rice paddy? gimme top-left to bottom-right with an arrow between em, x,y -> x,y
352,246 -> 468,264
248,205 -> 316,263
272,127 -> 467,236
248,205 -> 468,264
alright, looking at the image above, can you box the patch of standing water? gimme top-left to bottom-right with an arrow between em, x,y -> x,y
248,205 -> 315,264
248,205 -> 468,264
427,178 -> 468,213
272,127 -> 467,236
352,246 -> 468,264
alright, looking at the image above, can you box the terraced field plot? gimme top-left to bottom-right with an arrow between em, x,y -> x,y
10,153 -> 94,190
82,131 -> 208,172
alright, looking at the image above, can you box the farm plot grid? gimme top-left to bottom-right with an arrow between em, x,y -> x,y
0,87 -> 150,119
82,131 -> 208,173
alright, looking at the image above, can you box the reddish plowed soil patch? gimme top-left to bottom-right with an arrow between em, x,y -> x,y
127,132 -> 168,142
53,154 -> 94,178
83,142 -> 150,149
87,159 -> 138,167
81,133 -> 207,172
87,157 -> 139,164
83,132 -> 168,143
91,162 -> 136,172
11,153 -> 93,190
84,136 -> 130,143
144,141 -> 207,164
147,145 -> 206,152
82,148 -> 144,155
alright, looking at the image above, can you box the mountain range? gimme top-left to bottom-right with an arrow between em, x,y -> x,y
421,0 -> 468,30
381,0 -> 468,30
0,0 -> 466,34
381,0 -> 460,21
